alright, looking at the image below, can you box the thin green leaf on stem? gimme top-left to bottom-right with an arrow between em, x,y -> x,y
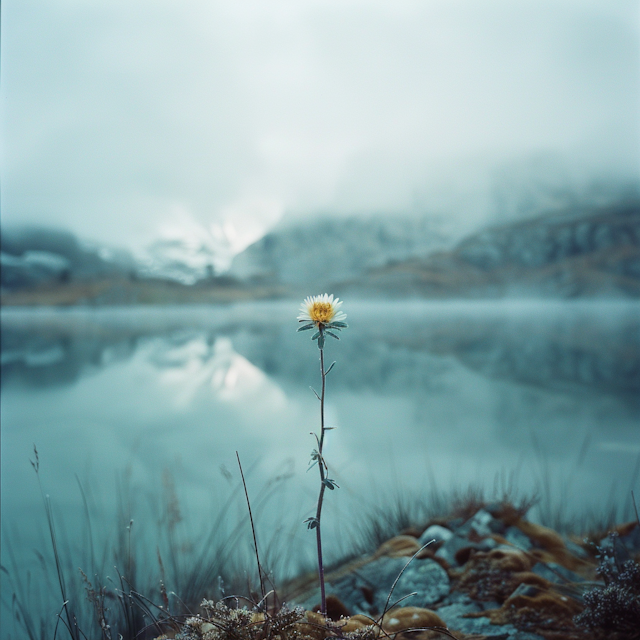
324,361 -> 336,375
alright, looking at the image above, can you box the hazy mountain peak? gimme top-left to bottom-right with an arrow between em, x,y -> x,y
229,213 -> 452,286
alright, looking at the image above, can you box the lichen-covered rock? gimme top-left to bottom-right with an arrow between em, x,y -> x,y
325,556 -> 449,616
389,559 -> 450,610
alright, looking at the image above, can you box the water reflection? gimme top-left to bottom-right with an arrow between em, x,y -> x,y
148,335 -> 288,409
4,302 -> 638,403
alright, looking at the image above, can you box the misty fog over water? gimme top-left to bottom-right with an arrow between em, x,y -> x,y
2,301 -> 639,575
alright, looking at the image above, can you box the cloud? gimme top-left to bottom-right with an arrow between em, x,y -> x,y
1,0 -> 638,247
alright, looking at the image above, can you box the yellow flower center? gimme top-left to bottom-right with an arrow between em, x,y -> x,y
309,301 -> 334,324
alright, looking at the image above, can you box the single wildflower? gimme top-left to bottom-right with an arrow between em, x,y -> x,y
296,294 -> 348,616
297,293 -> 348,349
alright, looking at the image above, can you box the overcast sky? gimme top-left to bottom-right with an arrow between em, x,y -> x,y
1,0 -> 639,252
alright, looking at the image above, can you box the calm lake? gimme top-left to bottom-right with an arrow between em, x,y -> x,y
1,299 -> 639,632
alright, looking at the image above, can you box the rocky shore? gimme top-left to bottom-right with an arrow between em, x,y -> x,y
165,502 -> 639,640
283,502 -> 640,640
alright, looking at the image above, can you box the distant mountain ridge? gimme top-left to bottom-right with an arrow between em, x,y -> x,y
353,200 -> 640,298
0,225 -> 278,306
1,226 -> 135,290
229,214 -> 451,287
3,199 -> 638,303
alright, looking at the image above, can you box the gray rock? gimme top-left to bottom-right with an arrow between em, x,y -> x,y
325,556 -> 449,616
455,510 -> 507,539
469,509 -> 500,537
386,559 -> 450,610
435,601 -> 482,629
435,534 -> 478,566
504,526 -> 532,550
418,524 -> 453,546
478,537 -> 499,551
436,602 -> 519,638
436,534 -> 499,566
439,591 -> 474,606
328,556 -> 406,615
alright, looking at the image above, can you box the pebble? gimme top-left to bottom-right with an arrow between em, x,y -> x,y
434,534 -> 480,566
418,524 -> 453,546
470,508 -> 505,536
504,525 -> 533,550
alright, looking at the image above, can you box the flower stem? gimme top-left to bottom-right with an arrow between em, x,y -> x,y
315,333 -> 327,615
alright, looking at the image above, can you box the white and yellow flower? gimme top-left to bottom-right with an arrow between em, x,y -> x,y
297,293 -> 348,348
297,293 -> 346,326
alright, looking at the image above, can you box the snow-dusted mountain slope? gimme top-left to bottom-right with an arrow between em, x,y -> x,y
229,214 -> 450,287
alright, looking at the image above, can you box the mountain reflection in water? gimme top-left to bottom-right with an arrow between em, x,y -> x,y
3,301 -> 639,401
